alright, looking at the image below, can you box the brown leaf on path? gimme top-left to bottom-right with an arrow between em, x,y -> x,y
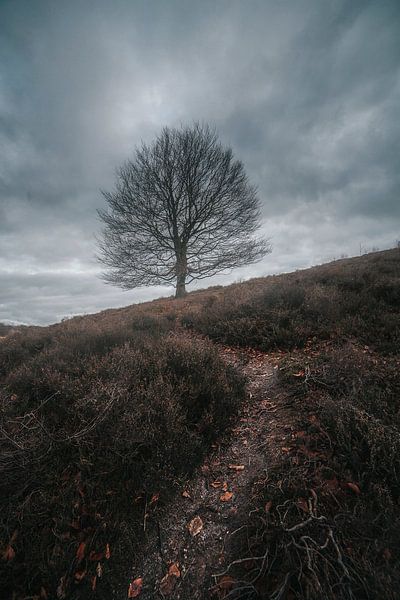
91,576 -> 97,591
40,587 -> 48,600
89,550 -> 103,561
2,545 -> 15,561
160,573 -> 177,596
9,530 -> 18,544
222,482 -> 228,491
346,482 -> 361,495
228,464 -> 245,471
211,481 -> 222,488
105,543 -> 111,559
323,477 -> 339,491
182,490 -> 191,498
220,491 -> 233,502
160,565 -> 180,596
297,498 -> 309,513
309,415 -> 320,425
150,492 -> 160,504
294,430 -> 307,438
96,562 -> 103,577
188,515 -> 204,536
218,575 -> 235,590
168,562 -> 181,578
56,576 -> 67,599
265,500 -> 273,513
128,577 -> 143,598
74,570 -> 87,582
76,542 -> 86,562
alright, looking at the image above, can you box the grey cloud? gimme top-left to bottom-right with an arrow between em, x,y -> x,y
0,0 -> 399,324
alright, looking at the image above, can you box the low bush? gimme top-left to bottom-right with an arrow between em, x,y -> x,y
0,328 -> 245,599
218,344 -> 400,599
187,249 -> 400,354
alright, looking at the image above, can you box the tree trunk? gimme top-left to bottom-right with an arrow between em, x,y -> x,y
175,276 -> 186,298
175,250 -> 187,298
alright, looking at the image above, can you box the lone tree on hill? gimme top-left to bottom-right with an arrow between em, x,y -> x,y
97,123 -> 270,298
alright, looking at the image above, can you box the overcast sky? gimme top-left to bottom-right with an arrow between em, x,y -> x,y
1,0 -> 399,325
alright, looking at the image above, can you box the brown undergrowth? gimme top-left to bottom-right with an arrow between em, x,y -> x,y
0,323 -> 245,599
215,342 -> 400,600
0,248 -> 399,599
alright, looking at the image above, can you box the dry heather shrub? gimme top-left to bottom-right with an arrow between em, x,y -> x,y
221,345 -> 400,600
188,250 -> 400,353
0,330 -> 245,600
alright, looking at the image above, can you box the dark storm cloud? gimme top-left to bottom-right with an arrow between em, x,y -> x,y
1,0 -> 399,324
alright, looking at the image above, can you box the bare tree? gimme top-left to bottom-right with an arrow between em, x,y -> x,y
97,123 -> 270,298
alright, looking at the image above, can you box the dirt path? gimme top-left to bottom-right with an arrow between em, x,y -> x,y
128,345 -> 295,599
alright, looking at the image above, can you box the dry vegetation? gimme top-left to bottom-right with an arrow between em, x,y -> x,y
0,318 -> 245,599
0,248 -> 399,599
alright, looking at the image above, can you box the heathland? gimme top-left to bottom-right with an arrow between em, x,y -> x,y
0,248 -> 399,599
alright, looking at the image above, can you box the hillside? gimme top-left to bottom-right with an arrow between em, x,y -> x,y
0,248 -> 399,599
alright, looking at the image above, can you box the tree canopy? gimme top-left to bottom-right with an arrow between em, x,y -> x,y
98,123 -> 270,297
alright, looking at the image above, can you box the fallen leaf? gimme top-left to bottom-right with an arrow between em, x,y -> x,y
158,562 -> 181,595
9,530 -> 18,544
91,576 -> 97,591
222,482 -> 228,492
294,430 -> 307,438
309,415 -> 320,425
76,542 -> 86,563
346,482 -> 361,495
128,577 -> 143,598
210,481 -> 222,488
105,543 -> 111,559
323,477 -> 339,491
292,371 -> 305,377
168,562 -> 181,578
228,465 -> 245,471
56,576 -> 66,599
89,550 -> 103,561
220,491 -> 233,502
281,447 -> 291,453
182,490 -> 191,499
159,573 -> 177,596
40,587 -> 48,600
150,492 -> 159,504
74,570 -> 87,582
265,500 -> 273,513
96,562 -> 103,578
218,575 -> 235,590
2,545 -> 15,561
297,498 -> 309,513
188,515 -> 203,536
